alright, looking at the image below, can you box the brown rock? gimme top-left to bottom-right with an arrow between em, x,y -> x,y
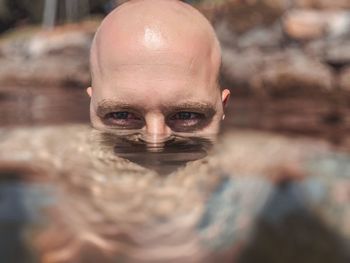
26,30 -> 93,58
283,10 -> 326,40
237,23 -> 284,50
295,0 -> 350,9
0,56 -> 90,87
0,28 -> 93,59
250,49 -> 333,97
340,66 -> 350,92
0,24 -> 94,87
283,10 -> 350,41
324,40 -> 350,67
221,48 -> 264,92
203,0 -> 289,33
214,19 -> 238,48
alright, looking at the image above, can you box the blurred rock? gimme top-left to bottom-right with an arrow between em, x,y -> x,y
237,23 -> 283,50
0,56 -> 90,87
340,67 -> 350,92
27,30 -> 93,58
221,48 -> 264,92
221,48 -> 334,96
215,19 -> 237,48
283,10 -> 326,40
324,40 -> 350,67
0,24 -> 95,58
250,49 -> 333,96
295,0 -> 350,9
206,0 -> 289,34
304,38 -> 327,57
283,9 -> 350,41
0,25 -> 95,87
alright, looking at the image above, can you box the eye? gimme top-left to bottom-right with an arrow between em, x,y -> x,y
167,111 -> 206,131
104,111 -> 143,129
171,112 -> 201,120
109,112 -> 133,120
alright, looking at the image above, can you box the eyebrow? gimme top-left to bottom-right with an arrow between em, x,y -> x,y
163,102 -> 216,117
96,99 -> 217,117
96,99 -> 143,117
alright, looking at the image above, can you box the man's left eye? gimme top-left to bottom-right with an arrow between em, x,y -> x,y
170,112 -> 202,120
109,112 -> 133,119
167,111 -> 206,132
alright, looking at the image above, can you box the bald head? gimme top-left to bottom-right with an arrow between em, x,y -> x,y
88,0 -> 229,140
90,0 -> 221,82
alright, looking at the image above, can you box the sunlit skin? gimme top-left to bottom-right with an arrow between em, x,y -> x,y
88,0 -> 230,144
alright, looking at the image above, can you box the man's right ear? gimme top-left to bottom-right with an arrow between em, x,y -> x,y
86,87 -> 92,97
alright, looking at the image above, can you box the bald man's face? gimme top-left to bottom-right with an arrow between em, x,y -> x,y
88,0 -> 229,144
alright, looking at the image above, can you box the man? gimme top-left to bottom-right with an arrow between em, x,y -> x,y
87,0 -> 230,145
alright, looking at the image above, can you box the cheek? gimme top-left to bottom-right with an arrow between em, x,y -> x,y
207,111 -> 224,129
201,117 -> 221,134
89,113 -> 100,129
89,105 -> 104,131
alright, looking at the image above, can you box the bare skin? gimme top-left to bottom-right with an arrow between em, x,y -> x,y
88,0 -> 230,144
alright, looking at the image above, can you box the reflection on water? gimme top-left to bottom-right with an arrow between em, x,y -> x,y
0,166 -> 56,263
0,126 -> 349,262
97,131 -> 215,174
0,86 -> 89,126
0,128 -> 217,262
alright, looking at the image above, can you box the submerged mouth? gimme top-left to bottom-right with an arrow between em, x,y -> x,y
97,131 -> 214,174
115,133 -> 212,153
99,131 -> 213,152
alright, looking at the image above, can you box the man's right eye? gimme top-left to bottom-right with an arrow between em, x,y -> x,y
104,111 -> 143,128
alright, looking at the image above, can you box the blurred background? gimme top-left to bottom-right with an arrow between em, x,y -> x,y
0,0 -> 349,149
0,1 -> 349,262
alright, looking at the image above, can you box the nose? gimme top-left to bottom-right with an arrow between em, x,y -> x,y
142,113 -> 172,144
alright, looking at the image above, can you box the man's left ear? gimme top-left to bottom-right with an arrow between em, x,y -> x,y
221,89 -> 230,107
86,87 -> 92,98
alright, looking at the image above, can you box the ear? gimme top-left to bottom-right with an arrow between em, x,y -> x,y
221,89 -> 230,107
86,87 -> 92,97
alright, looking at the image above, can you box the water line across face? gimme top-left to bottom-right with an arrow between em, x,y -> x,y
95,129 -> 215,174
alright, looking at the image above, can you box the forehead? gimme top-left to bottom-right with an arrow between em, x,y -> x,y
91,11 -> 220,77
99,48 -> 214,87
90,15 -> 221,108
92,42 -> 219,109
94,65 -> 218,111
94,31 -> 217,77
